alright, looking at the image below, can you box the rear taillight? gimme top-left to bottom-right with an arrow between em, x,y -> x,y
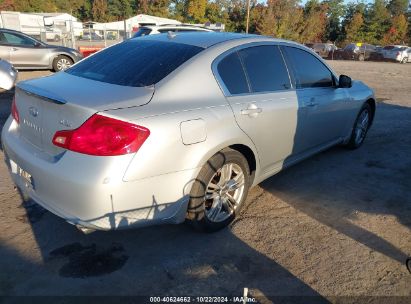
11,95 -> 19,124
52,114 -> 150,156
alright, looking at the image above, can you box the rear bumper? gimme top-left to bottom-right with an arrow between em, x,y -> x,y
2,117 -> 197,230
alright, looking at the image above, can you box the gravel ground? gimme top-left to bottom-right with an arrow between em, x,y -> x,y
0,61 -> 410,302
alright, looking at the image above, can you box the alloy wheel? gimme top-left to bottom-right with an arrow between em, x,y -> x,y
354,109 -> 370,145
56,58 -> 72,71
204,163 -> 245,223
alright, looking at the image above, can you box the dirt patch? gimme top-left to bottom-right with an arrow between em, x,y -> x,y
49,243 -> 128,278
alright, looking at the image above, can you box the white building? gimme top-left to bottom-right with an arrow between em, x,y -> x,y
91,14 -> 181,32
0,11 -> 83,38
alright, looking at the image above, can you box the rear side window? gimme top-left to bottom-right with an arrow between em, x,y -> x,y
238,45 -> 291,92
217,52 -> 249,95
282,46 -> 334,89
66,40 -> 203,87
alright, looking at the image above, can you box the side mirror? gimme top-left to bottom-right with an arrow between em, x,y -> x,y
339,74 -> 352,88
0,60 -> 17,90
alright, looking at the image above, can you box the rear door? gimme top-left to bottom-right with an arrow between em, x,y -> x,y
281,45 -> 350,152
214,43 -> 300,174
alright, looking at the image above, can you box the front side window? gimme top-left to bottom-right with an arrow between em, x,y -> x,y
282,46 -> 334,89
0,32 -> 35,46
66,40 -> 203,87
216,52 -> 249,95
238,45 -> 291,93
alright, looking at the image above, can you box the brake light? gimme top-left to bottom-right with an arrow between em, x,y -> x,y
52,114 -> 150,156
11,95 -> 19,124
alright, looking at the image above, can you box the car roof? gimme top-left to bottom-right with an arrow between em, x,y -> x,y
148,24 -> 210,29
135,31 -> 277,49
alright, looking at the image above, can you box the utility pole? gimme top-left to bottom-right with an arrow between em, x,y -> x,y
246,0 -> 250,34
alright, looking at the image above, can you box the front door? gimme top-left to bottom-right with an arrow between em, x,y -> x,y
2,32 -> 49,68
281,46 -> 350,152
0,32 -> 11,61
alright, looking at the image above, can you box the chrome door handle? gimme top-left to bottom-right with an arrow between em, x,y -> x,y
241,104 -> 262,117
11,47 -> 18,51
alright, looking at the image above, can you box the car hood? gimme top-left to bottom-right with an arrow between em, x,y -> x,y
41,44 -> 79,54
17,72 -> 155,111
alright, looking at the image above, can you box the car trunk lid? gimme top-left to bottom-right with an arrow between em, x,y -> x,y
15,73 -> 154,156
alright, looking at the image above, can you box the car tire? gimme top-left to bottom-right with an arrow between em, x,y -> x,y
401,57 -> 408,64
186,148 -> 250,232
52,55 -> 73,72
406,258 -> 411,274
345,103 -> 372,149
358,54 -> 365,61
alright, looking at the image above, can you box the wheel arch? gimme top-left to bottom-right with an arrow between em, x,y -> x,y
365,98 -> 376,126
51,53 -> 75,67
195,140 -> 260,187
229,144 -> 257,183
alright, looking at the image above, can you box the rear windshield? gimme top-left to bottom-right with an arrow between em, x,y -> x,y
66,40 -> 204,87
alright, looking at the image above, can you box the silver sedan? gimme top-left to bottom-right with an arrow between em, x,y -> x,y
1,32 -> 375,232
0,28 -> 83,71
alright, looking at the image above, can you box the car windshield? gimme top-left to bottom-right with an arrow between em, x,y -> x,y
393,47 -> 407,51
66,40 -> 204,87
360,44 -> 374,50
344,44 -> 356,51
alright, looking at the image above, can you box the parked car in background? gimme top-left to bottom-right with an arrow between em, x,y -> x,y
133,24 -> 212,38
0,28 -> 83,71
334,43 -> 376,61
106,31 -> 118,40
305,43 -> 337,59
381,45 -> 408,59
385,46 -> 411,63
81,31 -> 103,41
369,46 -> 385,61
45,27 -> 62,42
1,32 -> 375,233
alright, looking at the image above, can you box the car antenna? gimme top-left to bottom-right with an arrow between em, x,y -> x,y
167,31 -> 177,39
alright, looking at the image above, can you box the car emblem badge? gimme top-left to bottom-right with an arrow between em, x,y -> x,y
60,119 -> 72,128
28,106 -> 39,117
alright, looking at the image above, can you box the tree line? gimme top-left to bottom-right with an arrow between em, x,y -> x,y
0,0 -> 410,46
